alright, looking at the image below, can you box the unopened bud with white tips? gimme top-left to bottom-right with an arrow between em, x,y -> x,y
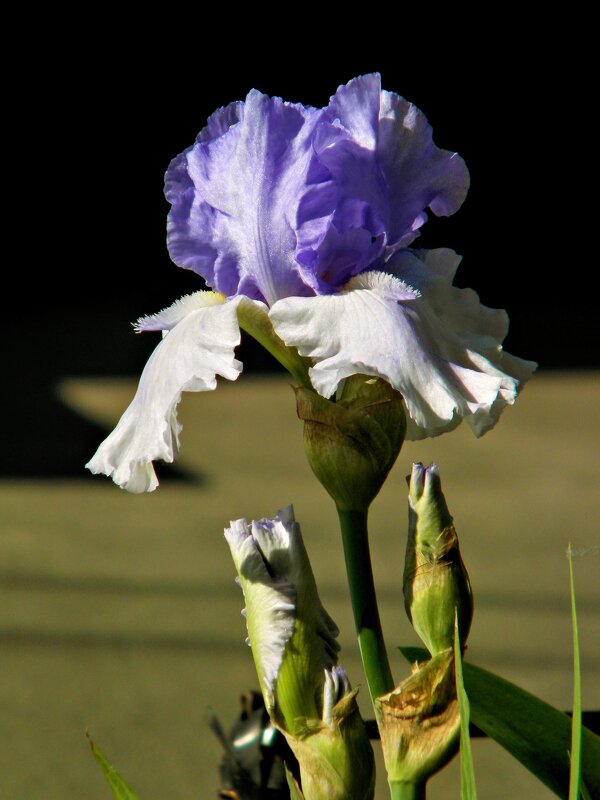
225,506 -> 374,800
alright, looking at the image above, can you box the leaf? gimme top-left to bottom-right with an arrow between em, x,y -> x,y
454,619 -> 477,799
579,779 -> 592,800
87,734 -> 141,800
567,546 -> 582,800
398,646 -> 431,666
398,647 -> 600,798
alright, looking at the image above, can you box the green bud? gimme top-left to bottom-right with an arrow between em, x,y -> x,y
285,669 -> 375,800
225,506 -> 375,800
403,463 -> 473,655
296,375 -> 406,512
376,650 -> 460,787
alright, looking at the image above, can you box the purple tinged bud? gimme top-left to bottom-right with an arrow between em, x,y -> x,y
404,463 -> 473,655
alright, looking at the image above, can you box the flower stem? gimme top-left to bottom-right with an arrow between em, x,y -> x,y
337,508 -> 394,705
237,302 -> 312,389
389,780 -> 426,800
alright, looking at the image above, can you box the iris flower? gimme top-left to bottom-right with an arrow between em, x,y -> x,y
87,74 -> 536,492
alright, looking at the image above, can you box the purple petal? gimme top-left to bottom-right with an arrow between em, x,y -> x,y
294,74 -> 470,287
197,100 -> 243,143
165,100 -> 242,203
166,90 -> 322,305
376,88 -> 470,248
165,76 -> 469,305
295,112 -> 388,291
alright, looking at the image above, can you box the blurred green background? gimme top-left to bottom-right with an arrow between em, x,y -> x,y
1,371 -> 598,798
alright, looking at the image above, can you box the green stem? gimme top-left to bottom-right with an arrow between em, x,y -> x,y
237,302 -> 312,389
337,508 -> 394,705
389,780 -> 426,800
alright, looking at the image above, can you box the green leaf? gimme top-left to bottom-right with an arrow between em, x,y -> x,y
454,619 -> 477,799
399,647 -> 600,798
87,734 -> 141,800
399,646 -> 432,666
567,546 -> 582,800
580,779 -> 592,800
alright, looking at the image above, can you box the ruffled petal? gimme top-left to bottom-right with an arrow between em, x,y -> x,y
270,262 -> 536,439
165,76 -> 469,302
164,100 -> 243,203
293,74 -> 470,290
376,85 -> 470,249
166,90 -> 322,305
387,248 -> 537,436
133,290 -> 226,332
250,507 -> 340,666
86,294 -> 245,492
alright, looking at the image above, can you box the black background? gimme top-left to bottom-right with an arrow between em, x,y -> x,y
6,19 -> 596,477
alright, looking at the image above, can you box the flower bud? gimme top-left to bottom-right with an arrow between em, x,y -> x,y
285,667 -> 375,800
295,375 -> 406,512
225,506 -> 374,800
376,650 -> 459,787
403,463 -> 473,656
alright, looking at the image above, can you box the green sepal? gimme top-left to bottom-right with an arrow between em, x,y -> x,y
87,734 -> 141,800
296,375 -> 406,511
283,689 -> 375,800
399,647 -> 600,798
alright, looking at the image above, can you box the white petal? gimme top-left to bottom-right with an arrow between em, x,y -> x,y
134,290 -> 226,332
224,515 -> 297,712
388,249 -> 510,345
86,297 -> 243,492
388,249 -> 537,436
270,268 -> 536,439
251,508 -> 340,660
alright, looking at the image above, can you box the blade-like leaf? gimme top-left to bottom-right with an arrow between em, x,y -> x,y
398,647 -> 600,798
399,646 -> 431,665
567,546 -> 582,799
87,734 -> 141,800
454,619 -> 477,799
580,779 -> 592,800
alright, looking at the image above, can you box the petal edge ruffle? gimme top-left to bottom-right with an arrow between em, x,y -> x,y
270,258 -> 536,439
86,296 -> 244,492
